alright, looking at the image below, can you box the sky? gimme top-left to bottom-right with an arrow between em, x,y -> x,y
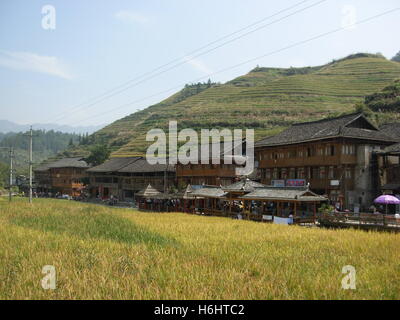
0,0 -> 399,128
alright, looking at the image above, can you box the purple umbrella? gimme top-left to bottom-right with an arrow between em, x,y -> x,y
374,195 -> 400,205
374,195 -> 400,215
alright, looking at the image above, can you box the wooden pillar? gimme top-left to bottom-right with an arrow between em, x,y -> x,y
294,202 -> 297,218
277,201 -> 280,217
313,202 -> 317,221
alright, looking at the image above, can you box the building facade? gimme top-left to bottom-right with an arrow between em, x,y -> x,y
87,157 -> 175,200
34,158 -> 90,196
377,142 -> 400,196
176,140 -> 254,188
255,113 -> 398,211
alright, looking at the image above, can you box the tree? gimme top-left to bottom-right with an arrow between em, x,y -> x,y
85,144 -> 111,166
0,162 -> 9,189
354,103 -> 373,117
392,51 -> 400,62
68,138 -> 74,146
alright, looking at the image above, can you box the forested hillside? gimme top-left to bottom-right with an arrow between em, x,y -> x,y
0,130 -> 81,187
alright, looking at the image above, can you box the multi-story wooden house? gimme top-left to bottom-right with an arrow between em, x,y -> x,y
87,157 -> 175,200
34,162 -> 52,193
377,142 -> 400,196
176,140 -> 254,188
34,157 -> 90,196
255,113 -> 398,210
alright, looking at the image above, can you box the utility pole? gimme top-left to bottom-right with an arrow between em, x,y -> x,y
29,126 -> 33,204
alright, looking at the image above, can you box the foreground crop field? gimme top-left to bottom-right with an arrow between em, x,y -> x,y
0,198 -> 399,300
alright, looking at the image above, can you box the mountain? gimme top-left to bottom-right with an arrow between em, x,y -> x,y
68,53 -> 400,157
0,120 -> 105,134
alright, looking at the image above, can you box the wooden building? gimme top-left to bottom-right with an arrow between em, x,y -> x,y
189,179 -> 327,224
377,142 -> 400,196
176,140 -> 255,188
34,163 -> 52,193
86,157 -> 138,199
255,113 -> 398,211
87,157 -> 175,200
34,158 -> 90,196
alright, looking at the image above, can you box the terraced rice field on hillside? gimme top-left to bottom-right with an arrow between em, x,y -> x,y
68,55 -> 400,157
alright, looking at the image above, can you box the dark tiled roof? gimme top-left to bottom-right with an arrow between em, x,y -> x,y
383,142 -> 400,154
240,187 -> 327,202
222,179 -> 266,192
136,184 -> 163,198
174,184 -> 196,200
256,113 -> 396,147
117,158 -> 175,173
380,123 -> 400,141
34,162 -> 52,172
86,157 -> 140,173
47,158 -> 89,169
192,186 -> 227,198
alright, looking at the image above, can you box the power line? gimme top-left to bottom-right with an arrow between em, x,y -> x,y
41,0 -> 326,125
72,7 -> 400,126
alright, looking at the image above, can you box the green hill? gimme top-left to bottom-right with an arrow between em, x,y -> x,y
70,53 -> 400,157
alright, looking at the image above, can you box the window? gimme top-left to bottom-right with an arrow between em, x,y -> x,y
312,167 -> 319,179
345,168 -> 352,179
281,169 -> 287,180
307,147 -> 315,157
328,166 -> 335,179
342,145 -> 356,155
273,169 -> 278,179
320,167 -> 326,179
265,169 -> 271,179
288,150 -> 296,158
297,168 -> 305,179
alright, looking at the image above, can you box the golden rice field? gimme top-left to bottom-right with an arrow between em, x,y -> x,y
0,197 -> 399,300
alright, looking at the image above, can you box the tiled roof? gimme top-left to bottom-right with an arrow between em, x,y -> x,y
135,184 -> 163,198
36,157 -> 90,170
380,123 -> 400,141
222,178 -> 266,192
240,187 -> 327,202
86,157 -> 140,173
191,186 -> 227,199
174,184 -> 196,200
256,113 -> 396,147
383,142 -> 400,154
34,162 -> 53,172
117,158 -> 175,173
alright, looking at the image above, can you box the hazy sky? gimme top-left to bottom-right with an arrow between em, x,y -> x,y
0,0 -> 399,127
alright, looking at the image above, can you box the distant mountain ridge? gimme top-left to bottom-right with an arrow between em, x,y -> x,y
0,120 -> 104,134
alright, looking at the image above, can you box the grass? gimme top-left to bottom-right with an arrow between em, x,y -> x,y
0,197 -> 399,300
67,54 -> 400,157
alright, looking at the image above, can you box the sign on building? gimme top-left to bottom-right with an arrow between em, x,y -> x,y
272,180 -> 285,187
286,179 -> 306,187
